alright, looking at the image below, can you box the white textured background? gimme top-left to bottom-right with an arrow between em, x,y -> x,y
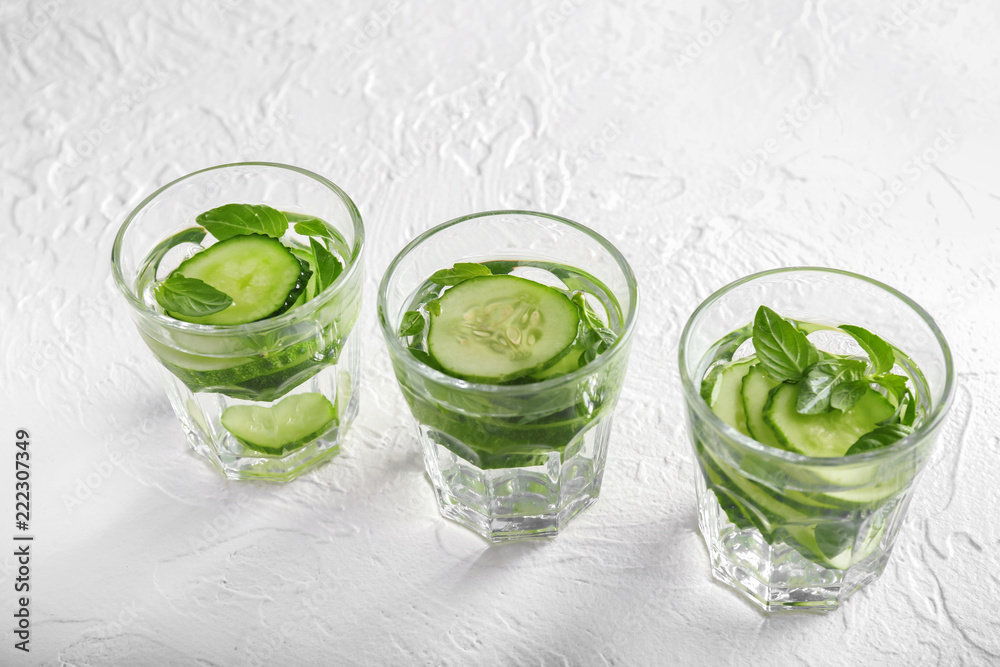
1,0 -> 998,664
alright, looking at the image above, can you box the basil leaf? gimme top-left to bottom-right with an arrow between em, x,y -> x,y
155,274 -> 233,317
845,423 -> 914,455
814,521 -> 858,559
429,262 -> 491,286
399,310 -> 425,337
197,203 -> 288,240
872,372 -> 909,403
831,378 -> 871,412
877,388 -> 911,426
796,358 -> 868,414
883,391 -> 919,428
310,238 -> 343,294
901,395 -> 918,426
484,260 -> 517,275
572,293 -> 616,347
292,217 -> 333,239
752,306 -> 819,382
839,324 -> 895,374
407,346 -> 443,373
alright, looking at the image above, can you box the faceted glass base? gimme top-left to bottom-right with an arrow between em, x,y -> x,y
696,473 -> 903,612
418,417 -> 614,542
158,339 -> 360,482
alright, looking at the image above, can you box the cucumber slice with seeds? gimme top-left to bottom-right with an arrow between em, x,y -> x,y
529,346 -> 585,381
702,356 -> 756,436
168,234 -> 310,325
221,392 -> 337,455
427,275 -> 580,383
764,383 -> 894,457
740,365 -> 784,449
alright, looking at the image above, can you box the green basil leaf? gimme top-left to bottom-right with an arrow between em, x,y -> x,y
310,238 -> 343,294
428,262 -> 491,286
839,324 -> 895,374
845,423 -> 914,455
484,260 -> 517,275
877,388 -> 910,426
872,372 -> 909,403
814,521 -> 859,559
796,358 -> 868,414
901,394 -> 918,427
752,306 -> 819,382
399,310 -> 425,337
572,293 -> 616,350
292,217 -> 333,239
155,274 -> 233,318
197,203 -> 288,240
830,379 -> 870,412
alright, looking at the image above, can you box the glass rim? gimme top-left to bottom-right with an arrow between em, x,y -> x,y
377,209 -> 639,394
110,161 -> 365,336
678,266 -> 956,465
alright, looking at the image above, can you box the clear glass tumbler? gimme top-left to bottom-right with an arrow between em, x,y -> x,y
679,267 -> 955,611
378,211 -> 638,542
112,162 -> 364,481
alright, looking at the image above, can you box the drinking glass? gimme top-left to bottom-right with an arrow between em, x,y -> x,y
378,211 -> 638,542
679,267 -> 954,611
112,162 -> 363,481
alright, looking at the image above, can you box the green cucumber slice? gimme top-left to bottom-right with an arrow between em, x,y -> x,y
528,346 -> 584,381
290,246 -> 319,301
168,235 -> 310,325
764,383 -> 894,457
698,442 -> 871,569
702,356 -> 756,436
740,365 -> 784,449
427,275 -> 580,383
221,392 -> 337,455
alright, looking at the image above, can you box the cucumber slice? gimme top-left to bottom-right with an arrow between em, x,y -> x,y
285,290 -> 308,312
427,275 -> 580,383
221,392 -> 337,455
740,365 -> 784,449
528,346 -> 584,381
764,383 -> 894,457
168,235 -> 310,325
702,356 -> 756,436
289,246 -> 319,300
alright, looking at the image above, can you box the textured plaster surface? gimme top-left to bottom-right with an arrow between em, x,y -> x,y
1,0 -> 998,665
